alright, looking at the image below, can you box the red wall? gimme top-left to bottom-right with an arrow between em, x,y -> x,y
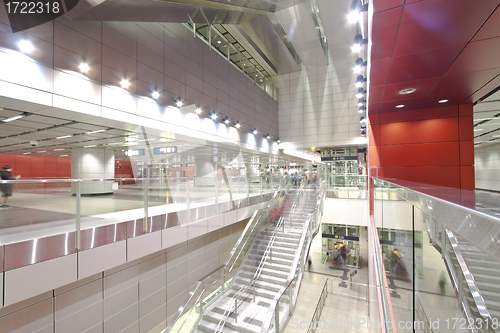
368,104 -> 474,190
0,154 -> 71,178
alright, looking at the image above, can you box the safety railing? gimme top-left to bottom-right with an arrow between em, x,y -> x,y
164,175 -> 293,333
325,175 -> 367,199
306,278 -> 329,333
373,177 -> 500,333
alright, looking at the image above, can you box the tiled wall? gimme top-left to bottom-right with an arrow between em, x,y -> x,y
0,220 -> 246,333
0,11 -> 279,142
0,154 -> 71,178
274,58 -> 364,149
475,142 -> 500,191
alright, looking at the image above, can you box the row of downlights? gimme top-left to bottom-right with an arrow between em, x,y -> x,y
16,40 -> 280,144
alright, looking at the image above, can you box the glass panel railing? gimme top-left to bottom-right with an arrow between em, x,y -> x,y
372,177 -> 500,333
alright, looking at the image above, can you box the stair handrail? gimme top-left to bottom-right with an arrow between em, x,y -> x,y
443,227 -> 493,322
260,184 -> 325,332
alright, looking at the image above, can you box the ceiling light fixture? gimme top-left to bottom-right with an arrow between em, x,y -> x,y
217,40 -> 221,44
351,34 -> 367,52
18,40 -> 34,54
23,152 -> 31,155
56,135 -> 72,139
348,0 -> 368,23
54,148 -> 65,151
439,99 -> 448,103
235,122 -> 241,129
399,88 -> 416,95
152,90 -> 160,99
396,104 -> 404,108
276,138 -> 281,144
210,112 -> 217,120
356,88 -> 366,98
355,75 -> 366,87
37,151 -> 46,153
120,79 -> 130,89
353,57 -> 367,73
79,63 -> 90,73
176,99 -> 183,107
358,98 -> 366,106
108,142 -> 123,145
2,113 -> 26,122
265,134 -> 270,140
195,106 -> 202,115
86,129 -> 106,134
358,106 -> 366,113
252,128 -> 258,135
360,116 -> 367,124
223,117 -> 230,124
84,145 -> 97,148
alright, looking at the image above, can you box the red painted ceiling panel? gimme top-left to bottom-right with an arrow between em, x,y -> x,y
371,7 -> 402,61
370,58 -> 391,86
382,77 -> 439,102
445,37 -> 500,76
373,0 -> 404,14
393,0 -> 497,57
380,97 -> 423,113
473,5 -> 500,41
430,68 -> 500,97
368,102 -> 381,114
369,85 -> 384,104
419,94 -> 471,110
386,43 -> 465,84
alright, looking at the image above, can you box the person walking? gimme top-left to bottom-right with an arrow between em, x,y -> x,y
1,165 -> 20,209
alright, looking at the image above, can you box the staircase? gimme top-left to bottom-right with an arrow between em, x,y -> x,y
452,236 -> 500,322
194,188 -> 320,333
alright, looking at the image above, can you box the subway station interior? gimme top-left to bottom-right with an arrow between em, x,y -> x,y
0,0 -> 500,332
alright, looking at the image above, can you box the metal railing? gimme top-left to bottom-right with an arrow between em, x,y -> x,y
307,279 -> 329,333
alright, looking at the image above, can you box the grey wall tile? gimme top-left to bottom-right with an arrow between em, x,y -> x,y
102,24 -> 137,59
55,21 -> 101,63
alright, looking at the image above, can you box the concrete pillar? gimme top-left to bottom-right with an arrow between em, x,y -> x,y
195,156 -> 216,187
71,148 -> 115,195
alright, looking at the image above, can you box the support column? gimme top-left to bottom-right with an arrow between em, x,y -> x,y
71,147 -> 115,195
195,156 -> 216,187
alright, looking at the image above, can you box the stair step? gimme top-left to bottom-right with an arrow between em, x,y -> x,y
246,254 -> 293,266
243,260 -> 291,273
240,267 -> 288,282
235,277 -> 283,293
249,249 -> 295,261
232,282 -> 289,300
252,245 -> 296,255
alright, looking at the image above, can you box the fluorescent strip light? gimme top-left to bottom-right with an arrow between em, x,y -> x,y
108,142 -> 123,145
56,135 -> 72,139
2,115 -> 24,122
23,152 -> 31,155
86,129 -> 106,134
54,149 -> 65,151
84,145 -> 97,148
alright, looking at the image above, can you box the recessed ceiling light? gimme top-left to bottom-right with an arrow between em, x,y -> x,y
54,148 -> 65,151
23,152 -> 31,155
396,105 -> 404,108
235,122 -> 241,129
18,40 -> 34,54
37,150 -> 46,153
56,135 -> 72,139
60,155 -> 68,157
210,112 -> 217,120
120,79 -> 130,88
195,107 -> 202,115
217,40 -> 221,44
474,129 -> 483,132
399,88 -> 416,95
79,63 -> 90,73
108,142 -> 123,145
152,90 -> 160,99
438,99 -> 448,103
176,99 -> 183,107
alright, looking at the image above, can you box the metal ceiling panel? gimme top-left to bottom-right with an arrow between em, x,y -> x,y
380,97 -> 423,112
371,6 -> 402,61
382,77 -> 439,103
386,44 -> 466,84
473,6 -> 500,42
430,68 -> 500,97
373,0 -> 405,14
275,2 -> 327,68
370,58 -> 391,87
393,0 -> 498,58
444,38 -> 500,77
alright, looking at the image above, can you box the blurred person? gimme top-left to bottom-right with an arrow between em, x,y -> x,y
439,271 -> 447,295
1,165 -> 20,209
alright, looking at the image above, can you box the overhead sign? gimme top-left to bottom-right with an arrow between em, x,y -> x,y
186,163 -> 195,167
125,149 -> 145,157
171,164 -> 182,168
153,146 -> 177,154
250,164 -> 261,168
321,156 -> 358,161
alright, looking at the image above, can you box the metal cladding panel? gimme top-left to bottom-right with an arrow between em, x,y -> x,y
79,222 -> 127,251
4,233 -> 76,271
